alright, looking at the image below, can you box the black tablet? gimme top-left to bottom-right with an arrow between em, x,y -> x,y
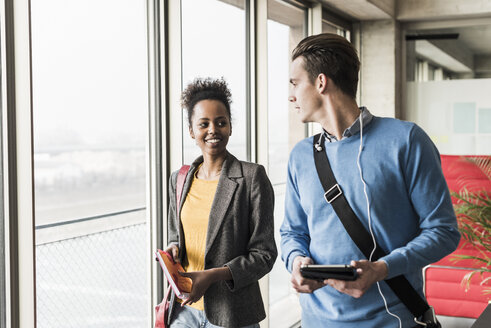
300,264 -> 358,281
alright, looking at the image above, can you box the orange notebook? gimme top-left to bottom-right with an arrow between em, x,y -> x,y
155,249 -> 192,299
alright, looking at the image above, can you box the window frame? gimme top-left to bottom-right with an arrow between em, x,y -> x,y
1,0 -> 348,326
2,0 -> 36,326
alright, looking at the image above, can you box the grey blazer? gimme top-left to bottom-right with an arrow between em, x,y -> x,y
166,152 -> 277,328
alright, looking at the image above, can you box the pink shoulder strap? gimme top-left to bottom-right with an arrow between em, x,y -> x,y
176,165 -> 190,217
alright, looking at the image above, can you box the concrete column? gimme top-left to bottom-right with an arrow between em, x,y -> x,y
358,20 -> 402,118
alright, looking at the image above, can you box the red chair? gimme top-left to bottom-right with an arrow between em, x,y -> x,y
423,155 -> 490,319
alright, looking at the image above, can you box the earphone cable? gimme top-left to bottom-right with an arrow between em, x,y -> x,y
356,112 -> 402,328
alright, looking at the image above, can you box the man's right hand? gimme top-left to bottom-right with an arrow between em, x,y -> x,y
291,256 -> 327,293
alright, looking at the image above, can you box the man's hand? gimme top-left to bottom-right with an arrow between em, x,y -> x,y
164,244 -> 180,263
291,256 -> 327,293
325,260 -> 388,298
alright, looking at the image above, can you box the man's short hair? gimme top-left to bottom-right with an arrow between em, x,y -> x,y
292,33 -> 360,99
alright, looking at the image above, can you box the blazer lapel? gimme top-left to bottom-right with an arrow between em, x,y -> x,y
205,154 -> 242,255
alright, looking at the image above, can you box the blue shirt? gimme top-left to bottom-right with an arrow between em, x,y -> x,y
280,114 -> 460,327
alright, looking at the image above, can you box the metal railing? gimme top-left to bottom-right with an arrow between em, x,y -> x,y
36,210 -> 148,328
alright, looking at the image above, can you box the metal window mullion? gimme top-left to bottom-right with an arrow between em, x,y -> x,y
3,0 -> 36,327
166,0 -> 183,173
148,0 -> 184,320
146,0 -> 164,321
248,0 -> 268,167
246,0 -> 254,162
308,2 -> 322,36
150,0 -> 183,320
248,1 -> 269,327
1,1 -> 9,327
254,0 -> 268,168
306,2 -> 322,138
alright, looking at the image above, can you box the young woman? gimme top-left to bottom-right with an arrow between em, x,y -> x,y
165,78 -> 277,328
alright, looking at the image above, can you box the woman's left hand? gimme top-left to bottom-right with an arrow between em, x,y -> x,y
178,270 -> 215,306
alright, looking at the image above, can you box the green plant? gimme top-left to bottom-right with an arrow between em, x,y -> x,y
450,156 -> 491,295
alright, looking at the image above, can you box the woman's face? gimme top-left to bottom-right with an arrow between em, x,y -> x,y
189,99 -> 231,159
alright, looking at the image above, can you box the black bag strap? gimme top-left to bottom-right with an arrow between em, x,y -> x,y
312,133 -> 431,320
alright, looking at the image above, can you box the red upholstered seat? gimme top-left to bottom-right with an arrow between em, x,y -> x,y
423,155 -> 490,319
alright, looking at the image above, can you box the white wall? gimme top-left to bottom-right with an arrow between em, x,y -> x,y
406,79 -> 491,155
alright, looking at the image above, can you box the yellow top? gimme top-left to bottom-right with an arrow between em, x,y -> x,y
179,169 -> 218,311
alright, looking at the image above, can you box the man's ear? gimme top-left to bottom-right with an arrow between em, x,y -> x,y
189,126 -> 195,139
316,73 -> 328,94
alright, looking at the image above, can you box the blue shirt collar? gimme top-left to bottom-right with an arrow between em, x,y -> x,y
323,107 -> 373,142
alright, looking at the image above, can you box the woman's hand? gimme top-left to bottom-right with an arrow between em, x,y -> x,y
178,267 -> 232,306
178,270 -> 214,306
164,244 -> 180,263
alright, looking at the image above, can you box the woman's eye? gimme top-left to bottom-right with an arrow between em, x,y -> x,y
199,123 -> 208,128
218,121 -> 227,127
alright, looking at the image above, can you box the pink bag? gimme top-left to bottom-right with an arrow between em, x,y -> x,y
154,165 -> 190,328
154,286 -> 172,328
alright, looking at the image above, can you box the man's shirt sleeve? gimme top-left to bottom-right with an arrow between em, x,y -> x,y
380,125 -> 461,279
280,153 -> 311,272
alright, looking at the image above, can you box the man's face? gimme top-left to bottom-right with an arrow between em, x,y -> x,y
288,57 -> 323,123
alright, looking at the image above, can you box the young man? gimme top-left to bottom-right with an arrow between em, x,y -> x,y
280,33 -> 460,327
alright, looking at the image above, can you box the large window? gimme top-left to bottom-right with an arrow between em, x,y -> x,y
3,0 -> 343,326
31,0 -> 149,326
181,0 -> 247,163
267,0 -> 307,325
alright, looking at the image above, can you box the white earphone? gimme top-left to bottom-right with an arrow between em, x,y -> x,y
357,113 -> 403,328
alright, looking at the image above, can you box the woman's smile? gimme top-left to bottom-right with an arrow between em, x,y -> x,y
205,137 -> 222,144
